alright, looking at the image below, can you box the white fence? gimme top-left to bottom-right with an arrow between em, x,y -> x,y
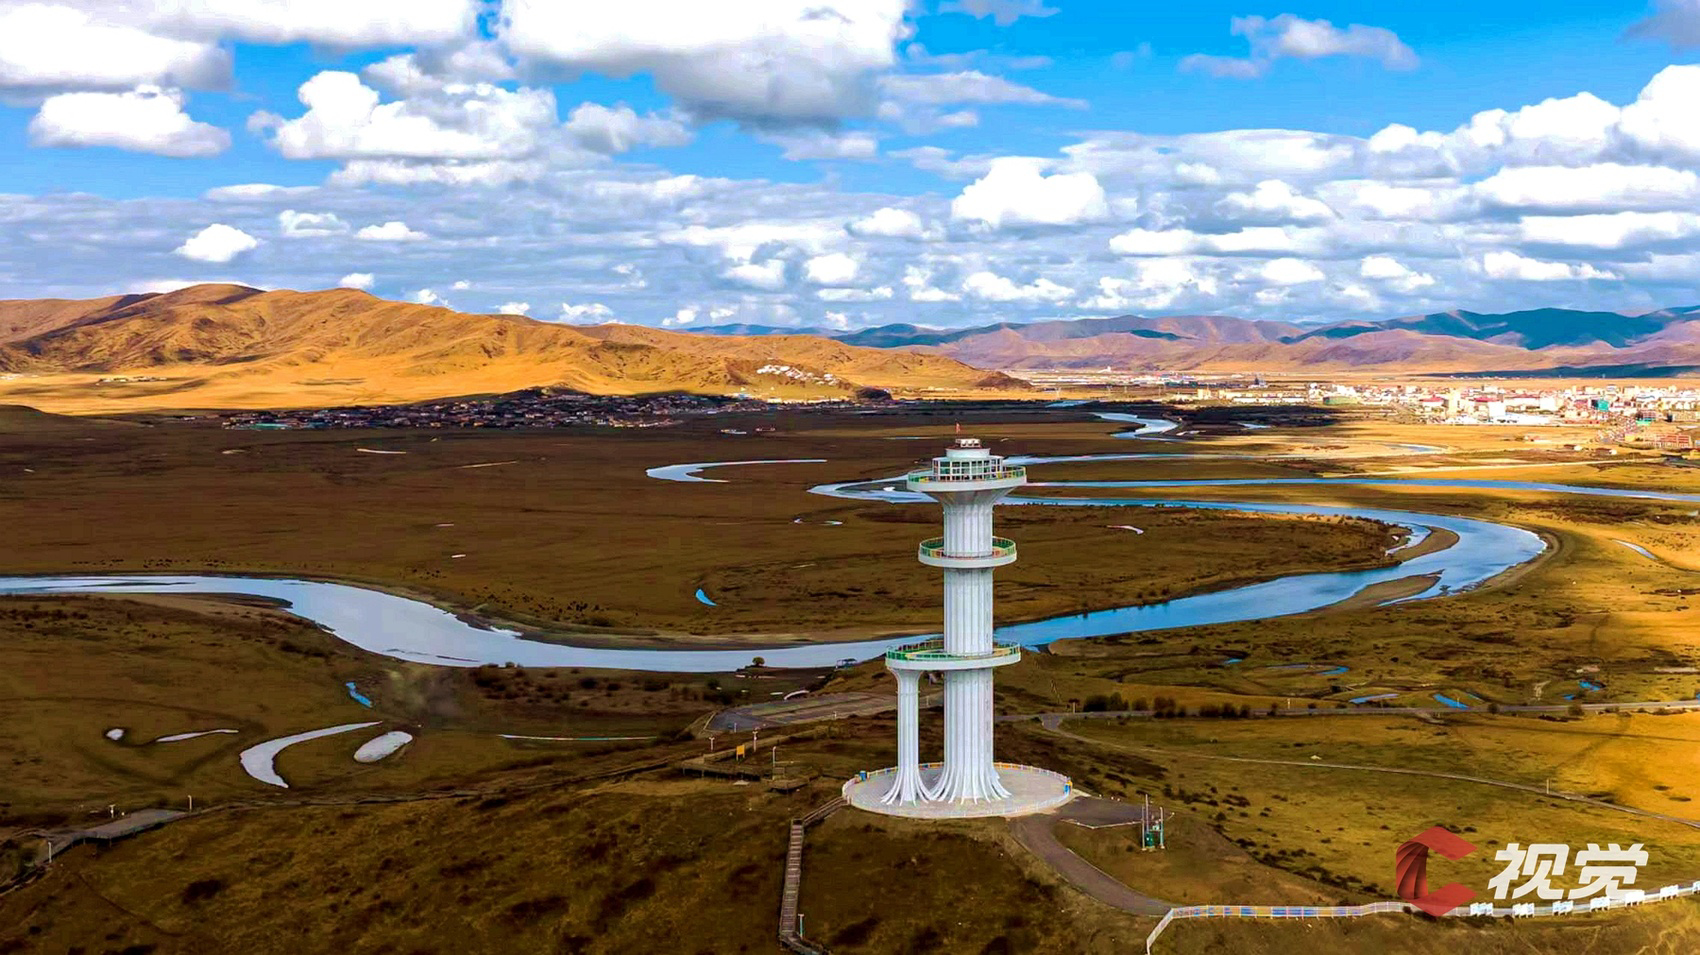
1145,882 -> 1700,953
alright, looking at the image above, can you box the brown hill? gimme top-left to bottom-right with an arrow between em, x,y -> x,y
0,286 -> 1016,413
923,324 -> 1552,372
921,312 -> 1700,375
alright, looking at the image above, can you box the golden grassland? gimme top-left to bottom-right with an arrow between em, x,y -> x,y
0,405 -> 1403,639
1014,450 -> 1700,708
0,596 -> 795,824
0,768 -> 1142,955
1055,714 -> 1700,894
9,402 -> 1700,952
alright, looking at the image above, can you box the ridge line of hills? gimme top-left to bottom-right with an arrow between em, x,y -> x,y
691,305 -> 1700,376
0,285 -> 1019,413
6,285 -> 1700,418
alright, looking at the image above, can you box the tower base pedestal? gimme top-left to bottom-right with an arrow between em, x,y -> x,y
842,763 -> 1074,819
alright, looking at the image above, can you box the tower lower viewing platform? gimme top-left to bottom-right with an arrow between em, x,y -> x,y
883,639 -> 1021,671
916,537 -> 1018,569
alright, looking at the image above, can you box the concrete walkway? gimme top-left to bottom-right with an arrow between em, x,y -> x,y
30,809 -> 186,864
711,691 -> 937,733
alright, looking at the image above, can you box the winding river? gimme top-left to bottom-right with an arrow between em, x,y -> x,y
8,430 -> 1689,671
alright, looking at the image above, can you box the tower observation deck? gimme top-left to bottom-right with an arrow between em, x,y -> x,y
843,438 -> 1074,819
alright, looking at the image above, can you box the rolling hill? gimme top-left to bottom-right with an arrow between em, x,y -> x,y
0,285 -> 1020,413
694,307 -> 1700,375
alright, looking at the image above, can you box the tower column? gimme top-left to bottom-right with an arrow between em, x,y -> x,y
942,566 -> 994,654
931,668 -> 1011,802
879,668 -> 929,805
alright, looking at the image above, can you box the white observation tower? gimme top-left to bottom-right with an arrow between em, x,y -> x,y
844,437 -> 1073,819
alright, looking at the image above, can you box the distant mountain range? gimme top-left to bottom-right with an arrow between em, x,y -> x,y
693,307 -> 1700,375
0,285 -> 1017,413
5,286 -> 1700,416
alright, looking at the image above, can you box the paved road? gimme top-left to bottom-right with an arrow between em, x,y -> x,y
1008,798 -> 1172,916
710,690 -> 944,732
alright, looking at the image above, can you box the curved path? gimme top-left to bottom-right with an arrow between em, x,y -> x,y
1009,798 -> 1173,916
238,722 -> 381,788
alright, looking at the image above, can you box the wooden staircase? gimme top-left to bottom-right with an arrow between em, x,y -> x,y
777,796 -> 845,953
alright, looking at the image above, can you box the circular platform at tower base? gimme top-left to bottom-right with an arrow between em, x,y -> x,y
842,764 -> 1075,819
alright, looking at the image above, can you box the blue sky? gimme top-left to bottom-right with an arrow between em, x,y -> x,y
2,1 -> 1699,328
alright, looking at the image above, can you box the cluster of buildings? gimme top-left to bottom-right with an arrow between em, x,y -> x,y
1034,368 -> 1700,440
1315,382 -> 1700,431
219,390 -> 833,431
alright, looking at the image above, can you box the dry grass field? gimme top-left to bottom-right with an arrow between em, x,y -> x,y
10,399 -> 1700,953
0,595 -> 760,825
0,404 -> 1400,639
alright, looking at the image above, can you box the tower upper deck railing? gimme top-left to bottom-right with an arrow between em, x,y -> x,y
907,463 -> 1026,485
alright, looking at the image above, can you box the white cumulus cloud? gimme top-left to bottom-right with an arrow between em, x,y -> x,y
0,5 -> 229,93
278,210 -> 348,237
499,0 -> 911,124
559,302 -> 614,323
804,252 -> 861,286
355,221 -> 427,242
1358,255 -> 1436,293
951,157 -> 1109,228
564,102 -> 693,154
1480,251 -> 1619,281
725,259 -> 788,291
252,71 -> 558,163
1257,257 -> 1326,285
848,206 -> 932,239
1518,211 -> 1700,249
337,272 -> 374,290
174,223 -> 258,263
1182,14 -> 1417,78
28,86 -> 228,157
962,270 -> 1073,302
1082,260 -> 1219,311
1215,179 -> 1335,223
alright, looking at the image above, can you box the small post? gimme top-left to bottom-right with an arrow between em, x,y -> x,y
798,913 -> 805,937
45,840 -> 52,865
188,794 -> 193,811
